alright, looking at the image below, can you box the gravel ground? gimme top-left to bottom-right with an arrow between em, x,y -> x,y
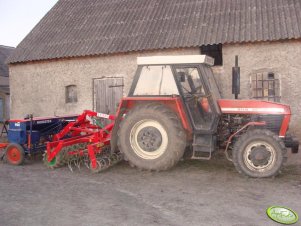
0,151 -> 300,226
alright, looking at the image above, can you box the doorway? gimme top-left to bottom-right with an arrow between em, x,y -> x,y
93,77 -> 124,115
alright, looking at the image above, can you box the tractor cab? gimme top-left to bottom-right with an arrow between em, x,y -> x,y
129,55 -> 221,134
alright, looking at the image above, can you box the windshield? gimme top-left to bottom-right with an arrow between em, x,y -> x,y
202,65 -> 221,99
176,67 -> 205,97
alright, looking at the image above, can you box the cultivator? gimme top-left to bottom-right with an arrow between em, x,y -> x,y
43,110 -> 122,173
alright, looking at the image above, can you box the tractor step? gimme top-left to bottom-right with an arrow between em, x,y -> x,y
191,150 -> 212,160
191,134 -> 216,160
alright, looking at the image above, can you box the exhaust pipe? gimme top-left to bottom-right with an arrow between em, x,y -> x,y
232,55 -> 240,99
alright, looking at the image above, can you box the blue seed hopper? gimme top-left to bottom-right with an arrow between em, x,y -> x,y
0,114 -> 78,164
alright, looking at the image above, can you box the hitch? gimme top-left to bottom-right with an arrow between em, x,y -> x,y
284,135 -> 299,153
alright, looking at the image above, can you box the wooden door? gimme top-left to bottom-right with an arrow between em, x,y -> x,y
93,78 -> 123,115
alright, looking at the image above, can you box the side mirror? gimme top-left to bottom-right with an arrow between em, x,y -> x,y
178,72 -> 186,82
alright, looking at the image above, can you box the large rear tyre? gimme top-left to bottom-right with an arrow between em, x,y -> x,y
232,129 -> 286,178
5,143 -> 25,165
118,103 -> 186,171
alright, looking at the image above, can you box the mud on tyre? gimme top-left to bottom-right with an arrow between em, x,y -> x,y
118,103 -> 186,171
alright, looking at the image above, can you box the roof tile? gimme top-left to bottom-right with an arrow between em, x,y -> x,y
8,0 -> 301,63
0,46 -> 15,76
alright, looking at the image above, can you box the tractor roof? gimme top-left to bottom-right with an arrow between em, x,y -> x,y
137,55 -> 214,66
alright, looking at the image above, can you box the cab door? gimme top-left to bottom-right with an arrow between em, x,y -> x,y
173,65 -> 219,134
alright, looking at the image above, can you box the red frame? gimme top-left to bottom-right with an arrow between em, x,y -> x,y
218,99 -> 291,115
46,110 -> 115,169
117,97 -> 291,138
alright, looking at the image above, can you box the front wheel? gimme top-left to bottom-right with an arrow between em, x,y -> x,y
232,129 -> 286,178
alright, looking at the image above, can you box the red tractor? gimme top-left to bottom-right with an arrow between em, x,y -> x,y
112,55 -> 299,178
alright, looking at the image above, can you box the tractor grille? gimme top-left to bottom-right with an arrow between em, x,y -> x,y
252,114 -> 283,135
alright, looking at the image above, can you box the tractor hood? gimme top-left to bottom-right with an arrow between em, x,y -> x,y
218,99 -> 291,115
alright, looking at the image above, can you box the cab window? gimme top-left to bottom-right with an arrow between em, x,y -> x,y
134,66 -> 179,95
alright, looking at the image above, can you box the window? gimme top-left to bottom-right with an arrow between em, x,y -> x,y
133,66 -> 179,95
200,44 -> 223,66
176,67 -> 205,95
65,85 -> 78,103
251,72 -> 280,102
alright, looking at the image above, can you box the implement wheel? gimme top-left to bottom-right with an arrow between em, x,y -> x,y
232,129 -> 286,178
5,143 -> 25,165
118,103 -> 186,171
43,150 -> 65,169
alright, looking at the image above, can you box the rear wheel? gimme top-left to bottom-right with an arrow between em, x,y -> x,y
232,129 -> 286,178
118,103 -> 186,171
5,143 -> 25,165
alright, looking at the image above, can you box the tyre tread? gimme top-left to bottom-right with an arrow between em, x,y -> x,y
232,129 -> 286,178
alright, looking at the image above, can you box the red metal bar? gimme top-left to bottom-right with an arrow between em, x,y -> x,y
0,143 -> 8,149
47,134 -> 91,149
88,145 -> 97,169
27,134 -> 31,149
47,136 -> 94,161
48,141 -> 63,161
279,114 -> 290,137
224,121 -> 266,161
70,127 -> 96,134
53,121 -> 76,141
175,98 -> 191,132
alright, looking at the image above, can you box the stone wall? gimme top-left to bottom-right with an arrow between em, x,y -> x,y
0,76 -> 10,120
9,48 -> 199,118
220,39 -> 301,138
9,40 -> 301,139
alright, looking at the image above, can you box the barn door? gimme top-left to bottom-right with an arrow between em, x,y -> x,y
93,77 -> 123,116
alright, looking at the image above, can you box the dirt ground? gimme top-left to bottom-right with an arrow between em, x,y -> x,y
0,151 -> 300,226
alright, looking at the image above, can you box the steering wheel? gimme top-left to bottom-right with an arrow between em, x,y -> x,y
183,85 -> 206,102
195,85 -> 204,93
184,92 -> 204,103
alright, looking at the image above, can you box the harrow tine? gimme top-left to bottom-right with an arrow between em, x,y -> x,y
47,142 -> 123,173
83,155 -> 90,169
68,161 -> 74,172
76,159 -> 81,171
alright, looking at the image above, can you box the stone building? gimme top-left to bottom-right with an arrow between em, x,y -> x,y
0,45 -> 14,121
7,0 -> 301,138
